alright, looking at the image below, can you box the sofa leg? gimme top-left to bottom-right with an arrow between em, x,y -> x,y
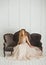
3,43 -> 5,57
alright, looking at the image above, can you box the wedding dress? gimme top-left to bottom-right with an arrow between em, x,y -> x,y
13,38 -> 42,60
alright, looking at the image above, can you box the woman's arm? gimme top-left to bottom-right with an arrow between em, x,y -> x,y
26,36 -> 32,47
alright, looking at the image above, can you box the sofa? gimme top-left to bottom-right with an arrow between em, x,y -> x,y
3,30 -> 42,57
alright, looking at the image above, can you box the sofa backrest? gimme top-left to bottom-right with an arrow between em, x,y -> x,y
30,33 -> 42,51
4,33 -> 13,42
13,31 -> 20,44
30,33 -> 41,42
3,33 -> 17,47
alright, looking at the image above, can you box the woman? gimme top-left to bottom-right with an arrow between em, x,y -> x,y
13,29 -> 42,60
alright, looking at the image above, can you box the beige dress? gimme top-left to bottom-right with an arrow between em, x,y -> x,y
13,38 -> 42,60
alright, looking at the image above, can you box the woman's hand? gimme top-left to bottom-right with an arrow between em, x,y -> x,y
29,45 -> 34,48
26,36 -> 32,47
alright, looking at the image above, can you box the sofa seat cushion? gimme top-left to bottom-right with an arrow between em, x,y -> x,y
5,47 -> 13,51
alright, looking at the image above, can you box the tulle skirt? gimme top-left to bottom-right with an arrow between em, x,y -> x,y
13,42 -> 42,60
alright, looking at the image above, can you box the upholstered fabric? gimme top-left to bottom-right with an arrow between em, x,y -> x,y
13,31 -> 20,45
3,34 -> 16,47
5,47 -> 13,51
30,33 -> 42,51
30,33 -> 41,42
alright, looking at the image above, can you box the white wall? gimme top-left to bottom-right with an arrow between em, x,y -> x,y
8,0 -> 31,33
0,0 -> 8,34
0,0 -> 46,56
41,0 -> 46,55
0,0 -> 45,33
0,0 -> 9,56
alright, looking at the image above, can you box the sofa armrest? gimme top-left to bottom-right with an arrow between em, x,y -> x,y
3,42 -> 8,47
3,43 -> 6,50
3,42 -> 8,51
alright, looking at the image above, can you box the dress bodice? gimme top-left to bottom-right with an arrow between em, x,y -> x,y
22,38 -> 26,43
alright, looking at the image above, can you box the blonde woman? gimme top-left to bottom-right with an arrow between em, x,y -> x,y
13,29 -> 42,60
18,29 -> 31,46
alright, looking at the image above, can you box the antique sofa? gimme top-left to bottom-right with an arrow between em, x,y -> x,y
3,30 -> 42,57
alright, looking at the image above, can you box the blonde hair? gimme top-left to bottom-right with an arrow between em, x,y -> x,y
18,29 -> 27,44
